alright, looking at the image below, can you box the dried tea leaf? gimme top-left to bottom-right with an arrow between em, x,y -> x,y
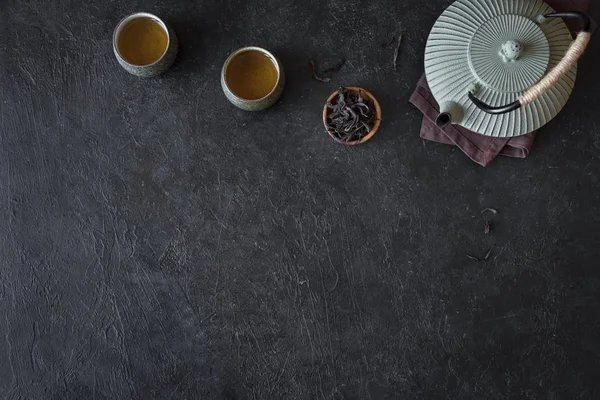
484,220 -> 492,234
484,247 -> 494,261
393,34 -> 403,71
325,87 -> 375,143
481,208 -> 498,215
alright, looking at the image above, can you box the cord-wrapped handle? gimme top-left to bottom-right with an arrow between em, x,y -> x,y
468,11 -> 591,114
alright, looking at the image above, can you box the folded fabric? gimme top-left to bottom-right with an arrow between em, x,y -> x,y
409,0 -> 594,167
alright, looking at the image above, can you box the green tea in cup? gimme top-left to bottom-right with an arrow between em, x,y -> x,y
224,50 -> 279,100
117,17 -> 168,65
113,12 -> 178,77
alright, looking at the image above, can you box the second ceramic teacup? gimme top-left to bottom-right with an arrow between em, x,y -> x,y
221,46 -> 285,111
113,12 -> 178,77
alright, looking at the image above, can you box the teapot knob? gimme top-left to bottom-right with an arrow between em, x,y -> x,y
500,40 -> 522,62
468,11 -> 591,115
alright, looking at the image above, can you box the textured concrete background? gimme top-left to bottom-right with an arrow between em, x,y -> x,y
1,0 -> 600,399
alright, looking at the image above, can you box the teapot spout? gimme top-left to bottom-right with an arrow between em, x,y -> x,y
436,102 -> 464,128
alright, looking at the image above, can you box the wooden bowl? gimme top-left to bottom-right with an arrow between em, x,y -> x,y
322,87 -> 382,145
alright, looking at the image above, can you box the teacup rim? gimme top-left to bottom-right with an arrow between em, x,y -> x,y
113,12 -> 171,68
222,46 -> 282,103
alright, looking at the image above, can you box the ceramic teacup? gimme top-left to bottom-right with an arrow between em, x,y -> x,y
221,46 -> 285,111
113,12 -> 178,77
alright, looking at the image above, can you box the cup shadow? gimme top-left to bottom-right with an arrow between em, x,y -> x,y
167,16 -> 209,77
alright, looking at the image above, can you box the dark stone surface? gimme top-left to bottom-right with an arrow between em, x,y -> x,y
1,0 -> 600,398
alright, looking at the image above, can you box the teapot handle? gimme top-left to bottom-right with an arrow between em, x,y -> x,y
468,11 -> 591,115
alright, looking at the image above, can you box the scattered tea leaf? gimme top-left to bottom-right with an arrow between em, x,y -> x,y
484,220 -> 492,234
309,59 -> 331,83
484,246 -> 494,261
468,245 -> 494,262
481,208 -> 498,215
393,34 -> 403,71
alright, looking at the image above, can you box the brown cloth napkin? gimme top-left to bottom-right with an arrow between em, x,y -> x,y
409,0 -> 594,166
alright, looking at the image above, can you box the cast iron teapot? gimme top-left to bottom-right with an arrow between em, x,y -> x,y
424,0 -> 592,137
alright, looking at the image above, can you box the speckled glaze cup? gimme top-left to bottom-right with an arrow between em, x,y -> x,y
221,47 -> 285,111
113,12 -> 178,77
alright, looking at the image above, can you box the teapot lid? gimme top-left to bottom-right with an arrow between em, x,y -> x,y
425,0 -> 576,137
